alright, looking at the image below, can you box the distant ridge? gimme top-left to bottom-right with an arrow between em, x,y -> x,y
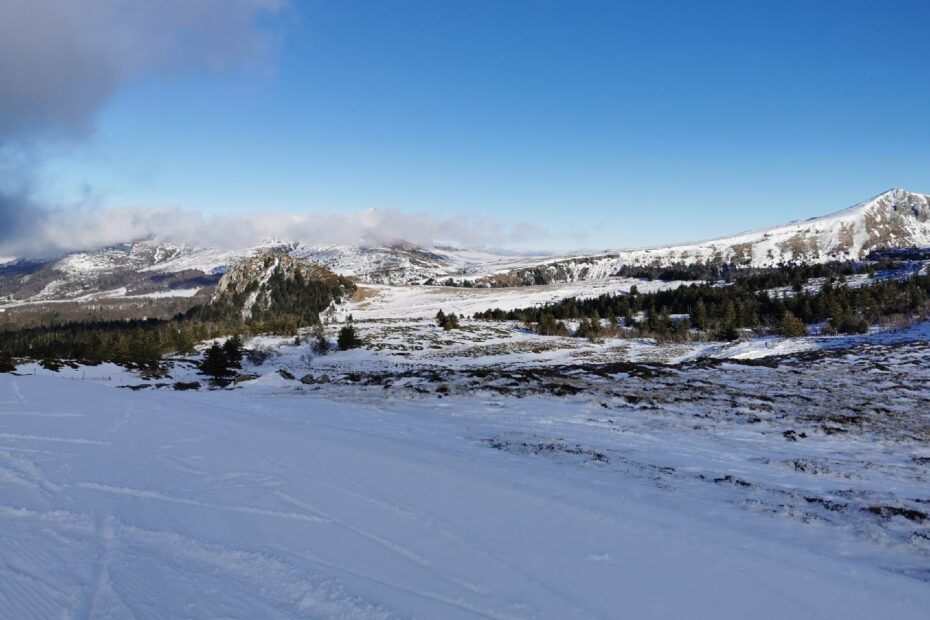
1,189 -> 929,308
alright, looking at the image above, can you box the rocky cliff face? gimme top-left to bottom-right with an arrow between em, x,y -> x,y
209,252 -> 356,322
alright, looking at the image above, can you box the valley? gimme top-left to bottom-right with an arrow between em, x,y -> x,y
2,189 -> 930,618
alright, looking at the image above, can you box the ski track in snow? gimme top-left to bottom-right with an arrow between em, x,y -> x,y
0,372 -> 928,618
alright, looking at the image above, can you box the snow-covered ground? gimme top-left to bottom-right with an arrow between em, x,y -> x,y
346,277 -> 686,321
1,369 -> 929,619
4,263 -> 930,618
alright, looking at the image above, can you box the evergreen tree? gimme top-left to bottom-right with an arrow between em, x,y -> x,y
536,313 -> 568,336
714,321 -> 739,341
126,330 -> 161,368
222,335 -> 244,369
313,325 -> 330,355
576,318 -> 599,341
721,300 -> 737,327
337,324 -> 362,350
201,342 -> 233,383
779,311 -> 808,338
0,350 -> 16,373
590,310 -> 602,336
691,300 -> 708,331
173,326 -> 197,355
436,309 -> 460,330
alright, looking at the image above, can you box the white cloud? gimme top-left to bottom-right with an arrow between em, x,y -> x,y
0,0 -> 284,250
0,1 -> 553,258
0,204 -> 548,258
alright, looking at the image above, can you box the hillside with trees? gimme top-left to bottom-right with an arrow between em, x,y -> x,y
475,264 -> 930,342
0,253 -> 356,366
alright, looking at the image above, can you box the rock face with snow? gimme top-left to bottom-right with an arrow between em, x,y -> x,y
209,252 -> 355,322
661,188 -> 930,264
487,189 -> 930,285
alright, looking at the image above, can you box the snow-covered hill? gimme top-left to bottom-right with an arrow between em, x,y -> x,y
0,238 -> 547,309
210,252 -> 355,321
488,188 -> 930,284
2,189 -> 928,309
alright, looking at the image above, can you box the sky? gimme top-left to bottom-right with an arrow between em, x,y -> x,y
2,0 -> 930,255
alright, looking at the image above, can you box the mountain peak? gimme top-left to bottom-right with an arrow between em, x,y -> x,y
864,188 -> 930,223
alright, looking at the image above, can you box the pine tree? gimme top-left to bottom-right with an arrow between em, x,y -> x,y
691,300 -> 708,331
536,313 -> 568,336
201,342 -> 233,383
721,300 -> 737,327
715,323 -> 740,341
576,318 -> 599,341
173,326 -> 197,355
779,311 -> 808,338
337,325 -> 362,350
127,330 -> 161,368
222,335 -> 244,369
436,309 -> 460,330
0,350 -> 16,373
313,325 -> 329,355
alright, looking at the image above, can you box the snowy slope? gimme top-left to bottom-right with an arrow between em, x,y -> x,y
1,372 -> 929,619
491,188 -> 930,282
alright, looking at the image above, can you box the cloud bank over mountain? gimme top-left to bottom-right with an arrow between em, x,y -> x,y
0,204 -> 545,258
0,0 -> 283,254
0,0 -> 545,257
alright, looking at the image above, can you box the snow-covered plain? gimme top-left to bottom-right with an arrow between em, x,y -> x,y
3,322 -> 930,618
346,277 -> 686,321
4,243 -> 930,617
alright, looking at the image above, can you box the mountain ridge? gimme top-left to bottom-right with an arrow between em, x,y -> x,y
1,189 -> 928,309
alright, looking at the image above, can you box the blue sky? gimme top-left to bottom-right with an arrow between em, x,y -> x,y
37,0 -> 930,251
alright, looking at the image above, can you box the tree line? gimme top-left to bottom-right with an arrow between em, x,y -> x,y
475,268 -> 930,341
0,264 -> 358,367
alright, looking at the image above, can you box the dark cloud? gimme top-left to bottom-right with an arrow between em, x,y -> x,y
0,0 -> 283,139
0,187 -> 38,250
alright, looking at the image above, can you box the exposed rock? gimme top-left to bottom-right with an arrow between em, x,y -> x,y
300,373 -> 331,385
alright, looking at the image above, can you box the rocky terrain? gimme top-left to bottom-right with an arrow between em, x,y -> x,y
209,252 -> 355,321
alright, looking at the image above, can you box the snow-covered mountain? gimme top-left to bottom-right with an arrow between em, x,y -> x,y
0,238 -> 542,308
1,188 -> 928,308
486,188 -> 930,285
